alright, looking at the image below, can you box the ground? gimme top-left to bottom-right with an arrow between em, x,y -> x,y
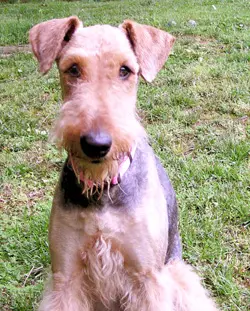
0,0 -> 249,310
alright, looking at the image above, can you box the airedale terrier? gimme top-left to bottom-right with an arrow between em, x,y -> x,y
29,16 -> 219,311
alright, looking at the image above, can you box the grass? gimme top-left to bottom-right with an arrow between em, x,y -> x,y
0,0 -> 249,310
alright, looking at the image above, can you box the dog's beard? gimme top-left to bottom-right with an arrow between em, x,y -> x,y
69,151 -> 128,199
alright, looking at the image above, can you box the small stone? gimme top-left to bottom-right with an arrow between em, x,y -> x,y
188,20 -> 197,27
167,20 -> 177,27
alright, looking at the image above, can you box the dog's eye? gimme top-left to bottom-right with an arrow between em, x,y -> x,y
119,66 -> 131,80
67,64 -> 81,77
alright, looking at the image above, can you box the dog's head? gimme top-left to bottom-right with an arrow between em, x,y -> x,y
29,17 -> 175,194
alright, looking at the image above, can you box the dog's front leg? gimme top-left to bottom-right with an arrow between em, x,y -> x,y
38,205 -> 92,311
120,268 -> 174,311
123,262 -> 218,311
38,271 -> 92,311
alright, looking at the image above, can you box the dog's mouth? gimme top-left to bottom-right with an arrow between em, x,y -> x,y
68,146 -> 135,198
68,152 -> 123,197
91,159 -> 102,164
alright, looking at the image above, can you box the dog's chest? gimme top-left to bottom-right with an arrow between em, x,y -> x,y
79,192 -> 168,270
76,201 -> 167,304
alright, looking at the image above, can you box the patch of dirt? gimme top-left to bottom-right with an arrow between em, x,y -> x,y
178,34 -> 216,45
0,182 -> 47,213
0,44 -> 31,57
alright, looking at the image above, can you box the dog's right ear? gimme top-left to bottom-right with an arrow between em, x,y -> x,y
29,16 -> 82,74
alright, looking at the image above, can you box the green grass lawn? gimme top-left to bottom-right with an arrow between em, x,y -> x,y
0,0 -> 249,310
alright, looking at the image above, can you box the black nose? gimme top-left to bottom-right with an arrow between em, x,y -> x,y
80,131 -> 112,159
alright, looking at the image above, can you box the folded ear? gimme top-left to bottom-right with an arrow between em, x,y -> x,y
29,16 -> 82,74
120,20 -> 175,82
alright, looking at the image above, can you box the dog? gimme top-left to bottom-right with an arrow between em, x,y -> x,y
29,16 -> 219,311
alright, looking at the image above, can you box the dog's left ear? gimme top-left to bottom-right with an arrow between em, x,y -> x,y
120,20 -> 175,82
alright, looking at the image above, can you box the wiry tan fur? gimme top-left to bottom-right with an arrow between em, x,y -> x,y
46,155 -> 218,311
29,16 -> 219,311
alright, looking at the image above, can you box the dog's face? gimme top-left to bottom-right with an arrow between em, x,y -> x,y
55,25 -> 141,162
29,17 -> 175,193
